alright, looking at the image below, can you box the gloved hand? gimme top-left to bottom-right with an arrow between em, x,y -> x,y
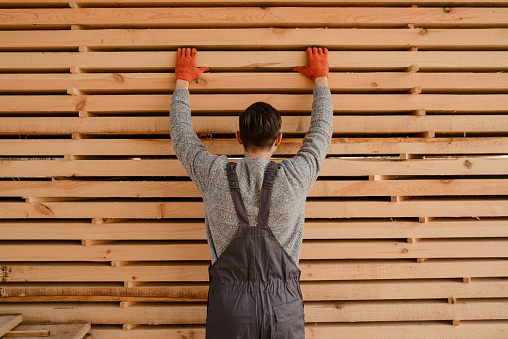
175,48 -> 209,83
293,47 -> 329,81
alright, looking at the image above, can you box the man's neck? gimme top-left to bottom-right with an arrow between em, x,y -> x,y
244,150 -> 273,162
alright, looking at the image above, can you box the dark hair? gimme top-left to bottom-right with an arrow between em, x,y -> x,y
239,102 -> 282,151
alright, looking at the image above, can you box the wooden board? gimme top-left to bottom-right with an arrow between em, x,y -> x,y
3,0 -> 508,6
1,116 -> 507,135
2,51 -> 508,72
3,259 -> 508,282
0,300 -> 507,324
0,315 -> 23,337
1,7 -> 508,29
2,218 -> 506,240
2,72 -> 508,93
7,323 -> 91,339
1,199 -> 508,219
1,28 -> 508,50
1,94 -> 507,113
1,238 -> 508,261
88,322 -> 508,339
2,158 -> 508,177
2,279 -> 508,301
1,137 -> 507,156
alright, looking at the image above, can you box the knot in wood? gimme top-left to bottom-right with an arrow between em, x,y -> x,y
443,7 -> 452,13
34,203 -> 54,216
463,160 -> 472,169
113,73 -> 125,83
419,28 -> 427,35
75,98 -> 86,111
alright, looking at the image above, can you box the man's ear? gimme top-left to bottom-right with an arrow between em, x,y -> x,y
236,131 -> 243,145
274,132 -> 283,147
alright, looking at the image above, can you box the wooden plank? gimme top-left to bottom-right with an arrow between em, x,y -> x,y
2,158 -> 507,178
2,179 -> 507,198
1,7 -> 507,29
9,323 -> 91,339
1,199 -> 508,219
3,330 -> 50,337
0,315 -> 23,338
3,73 -> 508,93
1,137 -> 506,156
1,94 -> 507,113
0,300 -> 507,324
3,0 -> 508,7
0,238 -> 507,261
4,259 -> 508,282
1,116 -> 507,135
2,51 -> 507,72
89,322 -> 508,339
1,28 -> 507,50
3,218 -> 506,240
2,279 -> 507,301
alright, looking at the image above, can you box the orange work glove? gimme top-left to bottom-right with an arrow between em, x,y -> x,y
292,47 -> 329,81
175,48 -> 209,83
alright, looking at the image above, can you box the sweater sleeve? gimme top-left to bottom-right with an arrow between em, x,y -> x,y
283,86 -> 333,192
169,88 -> 219,195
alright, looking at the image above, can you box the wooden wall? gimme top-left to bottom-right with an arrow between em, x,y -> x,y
1,0 -> 508,338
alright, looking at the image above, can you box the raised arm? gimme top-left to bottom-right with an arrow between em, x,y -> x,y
289,48 -> 333,191
170,48 -> 217,195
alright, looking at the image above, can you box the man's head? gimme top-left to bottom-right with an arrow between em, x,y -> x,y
237,102 -> 282,153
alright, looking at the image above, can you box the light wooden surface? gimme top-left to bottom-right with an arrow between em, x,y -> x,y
6,323 -> 91,339
0,0 -> 507,337
0,315 -> 24,338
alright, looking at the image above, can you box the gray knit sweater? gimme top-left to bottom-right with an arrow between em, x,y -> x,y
170,87 -> 333,265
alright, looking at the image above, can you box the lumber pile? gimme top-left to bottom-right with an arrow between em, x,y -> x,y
0,0 -> 507,338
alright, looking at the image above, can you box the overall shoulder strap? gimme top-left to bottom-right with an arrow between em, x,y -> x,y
226,162 -> 250,227
258,161 -> 279,226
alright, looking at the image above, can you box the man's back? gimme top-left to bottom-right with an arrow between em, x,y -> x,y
170,85 -> 333,265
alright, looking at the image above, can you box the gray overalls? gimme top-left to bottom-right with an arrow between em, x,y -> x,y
205,161 -> 306,339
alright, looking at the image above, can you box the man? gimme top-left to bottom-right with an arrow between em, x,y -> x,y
170,47 -> 332,338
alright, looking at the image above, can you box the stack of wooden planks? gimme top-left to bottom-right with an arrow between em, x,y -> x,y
0,0 -> 507,338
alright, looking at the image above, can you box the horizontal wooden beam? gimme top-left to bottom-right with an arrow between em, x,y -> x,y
1,137 -> 506,156
0,238 -> 507,261
1,28 -> 507,50
2,179 -> 507,198
3,218 -> 506,240
1,116 -> 507,135
2,279 -> 507,301
2,73 -> 508,93
1,158 -> 507,177
3,0 -> 508,7
1,94 -> 507,113
5,199 -> 507,219
88,322 -> 508,339
3,259 -> 508,283
0,300 -> 507,324
2,51 -> 507,72
1,7 -> 507,29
